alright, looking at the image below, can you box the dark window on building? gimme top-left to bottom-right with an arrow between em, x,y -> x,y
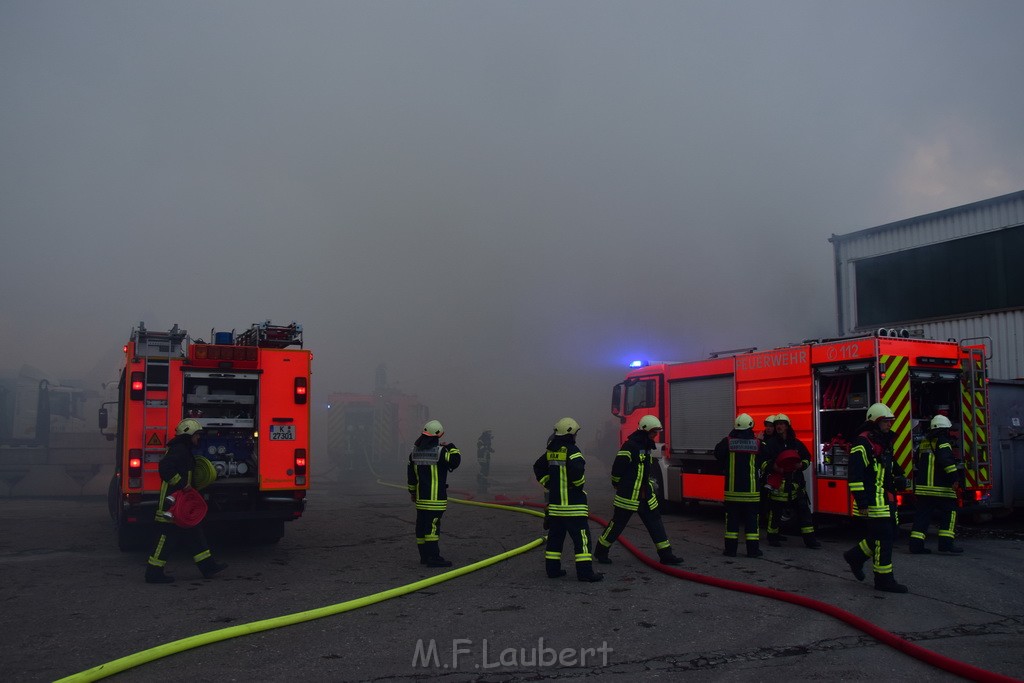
855,224 -> 1024,327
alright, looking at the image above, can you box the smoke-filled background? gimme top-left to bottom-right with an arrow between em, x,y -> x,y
2,2 -> 1023,467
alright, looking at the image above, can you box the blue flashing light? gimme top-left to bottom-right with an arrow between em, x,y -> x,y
629,360 -> 647,368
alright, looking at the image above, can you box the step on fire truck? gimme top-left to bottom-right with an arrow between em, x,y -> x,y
102,321 -> 311,550
611,331 -> 992,517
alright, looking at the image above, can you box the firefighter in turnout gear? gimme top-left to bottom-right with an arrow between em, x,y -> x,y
713,414 -> 766,558
764,414 -> 821,549
843,403 -> 910,593
594,415 -> 683,566
407,420 -> 461,568
910,415 -> 965,554
145,419 -> 227,584
532,418 -> 603,582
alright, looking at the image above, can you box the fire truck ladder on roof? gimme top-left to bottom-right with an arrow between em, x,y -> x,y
235,320 -> 303,349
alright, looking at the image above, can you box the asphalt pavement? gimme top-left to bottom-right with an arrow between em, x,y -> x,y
1,458 -> 1022,682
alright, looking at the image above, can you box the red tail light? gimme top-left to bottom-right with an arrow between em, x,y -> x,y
974,489 -> 983,502
294,377 -> 308,404
130,371 -> 145,400
294,449 -> 307,475
128,449 -> 143,488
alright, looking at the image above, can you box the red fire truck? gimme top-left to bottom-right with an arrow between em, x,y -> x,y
102,321 -> 311,550
611,331 -> 992,516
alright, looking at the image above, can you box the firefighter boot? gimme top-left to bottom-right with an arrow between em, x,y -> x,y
723,539 -> 738,557
658,548 -> 684,565
746,541 -> 763,558
593,543 -> 612,565
767,533 -> 784,547
418,544 -> 428,565
198,558 -> 228,579
937,539 -> 964,554
576,563 -> 604,583
145,565 -> 175,584
425,556 -> 453,568
843,548 -> 866,581
802,533 -> 822,549
874,572 -> 909,593
546,559 -> 566,578
908,537 -> 932,554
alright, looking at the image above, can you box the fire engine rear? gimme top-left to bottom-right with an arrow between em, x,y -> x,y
102,321 -> 311,550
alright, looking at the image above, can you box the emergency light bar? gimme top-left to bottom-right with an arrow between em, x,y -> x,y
629,360 -> 648,368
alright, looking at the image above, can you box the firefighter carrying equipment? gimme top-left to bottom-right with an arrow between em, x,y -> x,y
553,417 -> 581,436
714,427 -> 765,557
910,428 -> 964,554
165,487 -> 208,528
192,456 -> 217,491
175,418 -> 204,436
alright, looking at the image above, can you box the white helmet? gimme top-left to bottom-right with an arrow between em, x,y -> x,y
734,413 -> 754,430
866,403 -> 895,422
930,414 -> 952,430
422,420 -> 444,437
638,415 -> 663,432
175,418 -> 203,436
774,413 -> 790,424
553,417 -> 580,436
764,414 -> 777,425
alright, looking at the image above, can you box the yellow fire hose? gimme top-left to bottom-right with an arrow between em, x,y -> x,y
55,491 -> 545,683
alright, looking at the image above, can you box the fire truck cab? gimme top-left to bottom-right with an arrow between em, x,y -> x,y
611,332 -> 991,517
103,321 -> 311,550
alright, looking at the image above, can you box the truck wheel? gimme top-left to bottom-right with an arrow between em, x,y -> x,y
107,475 -> 120,522
246,520 -> 284,545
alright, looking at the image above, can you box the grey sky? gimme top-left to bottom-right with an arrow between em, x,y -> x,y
2,1 -> 1023,459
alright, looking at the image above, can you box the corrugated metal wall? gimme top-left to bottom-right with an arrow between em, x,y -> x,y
832,190 -> 1024,380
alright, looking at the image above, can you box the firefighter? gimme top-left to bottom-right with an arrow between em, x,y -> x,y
909,414 -> 965,554
145,418 -> 227,584
532,417 -> 603,582
407,420 -> 461,567
761,414 -> 777,443
842,403 -> 910,593
594,415 -> 683,566
764,414 -> 821,549
713,413 -> 766,558
476,429 -> 494,494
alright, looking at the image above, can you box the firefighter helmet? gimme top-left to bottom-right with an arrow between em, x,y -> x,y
553,417 -> 580,436
774,413 -> 790,424
175,418 -> 203,436
764,414 -> 776,425
930,414 -> 952,430
866,403 -> 895,422
422,420 -> 445,437
638,415 -> 663,432
734,413 -> 754,430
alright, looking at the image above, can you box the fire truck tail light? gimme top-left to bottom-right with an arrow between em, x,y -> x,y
294,449 -> 307,476
294,377 -> 308,404
128,449 -> 143,488
974,489 -> 983,502
130,372 -> 145,400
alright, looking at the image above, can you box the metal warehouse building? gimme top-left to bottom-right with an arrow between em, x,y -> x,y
830,190 -> 1024,380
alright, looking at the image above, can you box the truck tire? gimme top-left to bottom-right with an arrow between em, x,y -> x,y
115,513 -> 149,552
107,475 -> 120,522
245,520 -> 284,545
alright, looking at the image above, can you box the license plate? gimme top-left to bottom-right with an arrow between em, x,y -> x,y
269,425 -> 295,441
